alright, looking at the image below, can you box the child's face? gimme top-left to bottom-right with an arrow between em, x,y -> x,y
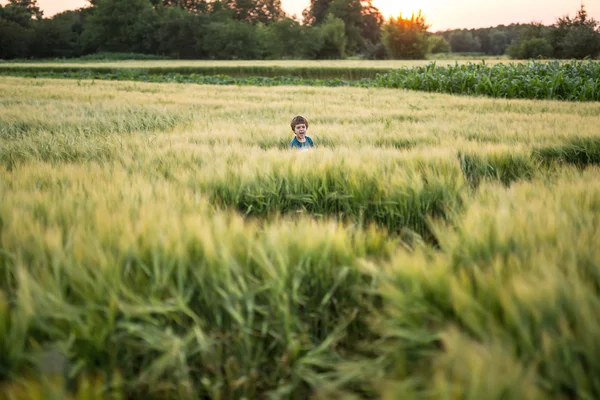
294,123 -> 307,141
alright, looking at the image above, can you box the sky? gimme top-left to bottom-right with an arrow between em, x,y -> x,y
3,0 -> 599,31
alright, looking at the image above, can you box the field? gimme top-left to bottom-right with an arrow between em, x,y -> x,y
0,59 -> 513,69
1,73 -> 600,399
2,60 -> 597,101
0,59 -> 508,81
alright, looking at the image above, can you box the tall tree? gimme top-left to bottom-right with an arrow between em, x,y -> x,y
382,11 -> 430,59
150,0 -> 209,14
1,0 -> 42,26
360,0 -> 383,45
217,0 -> 284,24
303,0 -> 382,53
0,0 -> 43,58
82,0 -> 159,53
31,10 -> 84,58
155,6 -> 208,58
314,13 -> 347,58
302,0 -> 331,25
448,30 -> 481,53
327,0 -> 363,51
551,4 -> 600,59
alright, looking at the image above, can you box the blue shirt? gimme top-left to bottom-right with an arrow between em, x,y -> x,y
289,136 -> 314,149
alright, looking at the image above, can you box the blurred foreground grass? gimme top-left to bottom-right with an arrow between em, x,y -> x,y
1,77 -> 599,399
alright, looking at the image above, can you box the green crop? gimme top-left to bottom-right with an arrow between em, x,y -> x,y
1,60 -> 599,101
1,76 -> 599,399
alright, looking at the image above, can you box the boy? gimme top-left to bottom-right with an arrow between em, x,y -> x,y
289,115 -> 314,150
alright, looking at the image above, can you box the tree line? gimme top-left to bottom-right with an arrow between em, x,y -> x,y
1,0 -> 598,60
436,6 -> 600,60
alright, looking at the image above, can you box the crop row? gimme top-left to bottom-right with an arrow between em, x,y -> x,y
1,61 -> 599,101
0,64 -> 388,80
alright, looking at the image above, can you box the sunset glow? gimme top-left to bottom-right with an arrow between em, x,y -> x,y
373,0 -> 427,20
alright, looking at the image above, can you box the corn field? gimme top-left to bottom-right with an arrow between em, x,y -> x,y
0,75 -> 599,399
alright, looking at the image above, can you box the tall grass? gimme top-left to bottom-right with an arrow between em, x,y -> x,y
1,77 -> 599,399
345,168 -> 600,399
0,165 -> 396,398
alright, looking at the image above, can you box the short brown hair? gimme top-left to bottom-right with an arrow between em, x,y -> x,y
290,115 -> 309,131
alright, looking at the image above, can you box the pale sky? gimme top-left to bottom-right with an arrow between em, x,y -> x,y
3,0 -> 599,31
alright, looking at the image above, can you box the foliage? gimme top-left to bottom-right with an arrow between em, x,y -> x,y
507,37 -> 553,59
448,30 -> 481,53
382,11 -> 430,60
303,0 -> 383,54
257,18 -> 314,59
81,0 -> 159,54
488,29 -> 510,55
2,0 -> 598,61
427,35 -> 450,54
313,14 -> 347,59
216,0 -> 285,25
29,11 -> 84,58
2,60 -> 600,101
0,18 -> 34,59
551,4 -> 600,59
202,18 -> 262,59
155,7 -> 208,59
0,0 -> 40,59
374,60 -> 600,101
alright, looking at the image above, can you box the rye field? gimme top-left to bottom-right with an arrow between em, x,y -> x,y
1,60 -> 600,399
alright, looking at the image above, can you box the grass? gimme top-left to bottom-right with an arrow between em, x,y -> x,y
1,60 -> 597,101
0,76 -> 599,399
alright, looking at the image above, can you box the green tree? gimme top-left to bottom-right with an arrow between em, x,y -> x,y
151,0 -> 209,13
0,0 -> 42,58
448,30 -> 481,53
82,0 -> 159,54
508,37 -> 552,59
302,0 -> 331,25
216,0 -> 284,24
258,17 -> 317,58
0,19 -> 32,58
30,10 -> 84,58
326,0 -> 364,52
2,0 -> 42,25
360,0 -> 383,45
382,11 -> 429,59
203,18 -> 261,58
303,0 -> 383,54
314,13 -> 347,59
488,29 -> 509,55
551,4 -> 600,59
506,22 -> 552,59
155,6 -> 209,58
427,34 -> 450,53
474,29 -> 490,54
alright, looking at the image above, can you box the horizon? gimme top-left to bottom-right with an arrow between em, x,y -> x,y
1,0 -> 599,31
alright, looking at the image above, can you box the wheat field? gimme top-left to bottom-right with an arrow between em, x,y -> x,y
1,76 -> 599,399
